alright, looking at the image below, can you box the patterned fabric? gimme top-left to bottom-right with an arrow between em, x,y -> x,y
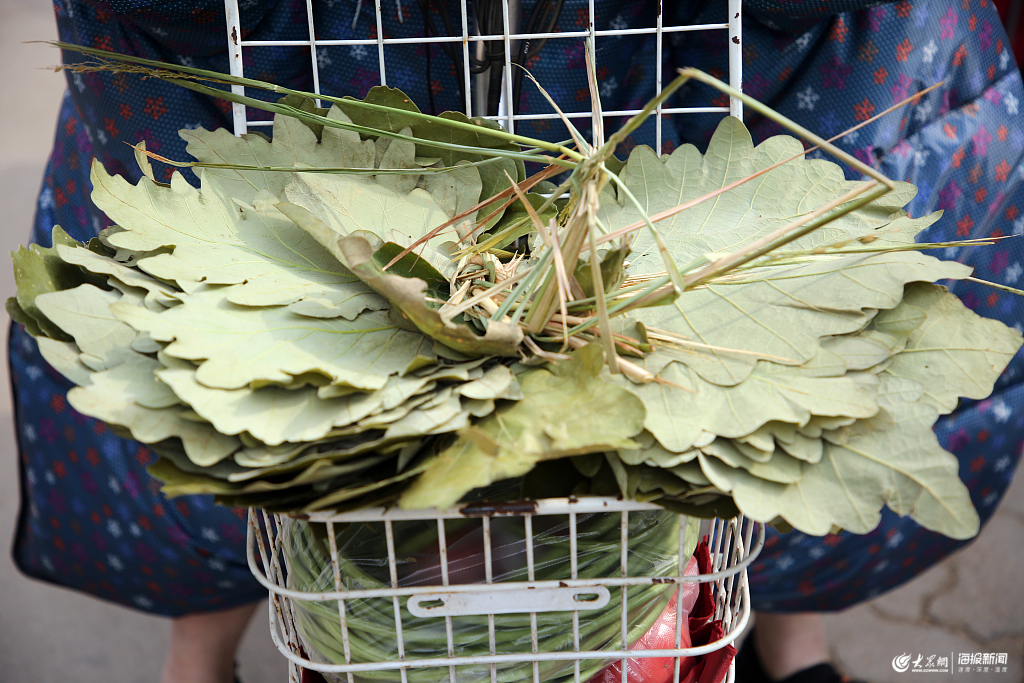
11,0 -> 1024,616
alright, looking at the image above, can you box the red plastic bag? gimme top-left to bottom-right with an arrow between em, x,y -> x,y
589,540 -> 737,683
679,541 -> 737,683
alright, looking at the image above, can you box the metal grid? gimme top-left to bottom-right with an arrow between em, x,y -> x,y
247,499 -> 764,683
223,0 -> 743,152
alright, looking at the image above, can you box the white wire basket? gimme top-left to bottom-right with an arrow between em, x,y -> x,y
228,1 -> 753,681
222,0 -> 744,142
247,500 -> 764,683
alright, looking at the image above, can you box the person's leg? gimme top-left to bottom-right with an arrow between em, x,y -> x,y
752,612 -> 831,681
160,601 -> 263,683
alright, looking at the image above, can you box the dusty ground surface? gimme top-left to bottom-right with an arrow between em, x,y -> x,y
0,2 -> 1020,682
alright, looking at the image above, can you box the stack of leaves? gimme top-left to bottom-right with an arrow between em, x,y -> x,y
400,117 -> 1023,541
10,73 -> 1022,540
9,96 -> 532,513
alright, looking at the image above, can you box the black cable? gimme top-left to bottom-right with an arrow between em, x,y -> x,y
417,0 -> 467,111
512,0 -> 565,113
418,0 -> 566,118
487,55 -> 504,114
432,1 -> 468,105
473,0 -> 507,115
465,0 -> 497,75
422,0 -> 437,114
368,0 -> 569,118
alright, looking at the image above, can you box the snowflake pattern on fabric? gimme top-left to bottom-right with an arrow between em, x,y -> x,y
10,0 -> 1024,615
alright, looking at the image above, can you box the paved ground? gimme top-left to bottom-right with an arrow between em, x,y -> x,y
819,471 -> 1024,683
0,2 -> 1021,682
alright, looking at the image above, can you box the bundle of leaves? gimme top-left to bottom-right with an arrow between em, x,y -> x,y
11,74 -> 1021,540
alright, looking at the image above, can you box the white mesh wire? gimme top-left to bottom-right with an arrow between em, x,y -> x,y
228,2 -> 753,681
223,0 -> 743,151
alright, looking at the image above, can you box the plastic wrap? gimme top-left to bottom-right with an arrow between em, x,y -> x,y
281,509 -> 688,682
589,540 -> 736,683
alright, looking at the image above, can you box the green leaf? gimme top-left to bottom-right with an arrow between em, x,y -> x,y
276,94 -> 330,139
772,429 -> 823,464
486,191 -> 560,249
112,284 -> 433,391
602,118 -> 933,274
283,170 -> 458,251
617,349 -> 879,453
149,450 -> 391,499
628,251 -> 970,386
797,414 -> 858,439
399,345 -> 645,509
574,244 -> 630,298
423,160 -> 485,233
154,355 -> 499,448
181,105 -> 375,204
700,375 -> 980,538
317,357 -> 487,401
6,297 -> 42,336
10,227 -> 101,341
67,354 -> 241,466
156,363 -> 385,446
666,461 -> 714,488
333,86 -> 523,219
303,459 -> 434,512
372,241 -> 454,288
35,337 -> 93,386
55,244 -> 180,309
35,284 -> 140,372
819,334 -> 893,372
381,388 -> 469,439
457,364 -> 522,400
882,283 -> 1023,413
699,439 -> 802,484
227,436 -> 409,483
376,126 -> 421,195
618,430 -> 702,467
90,163 -> 383,319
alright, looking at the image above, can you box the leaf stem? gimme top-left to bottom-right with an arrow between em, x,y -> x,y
678,68 -> 896,193
965,277 -> 1024,297
683,181 -> 889,288
51,41 -> 584,161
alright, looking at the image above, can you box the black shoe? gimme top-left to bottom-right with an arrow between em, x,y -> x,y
736,629 -> 865,683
